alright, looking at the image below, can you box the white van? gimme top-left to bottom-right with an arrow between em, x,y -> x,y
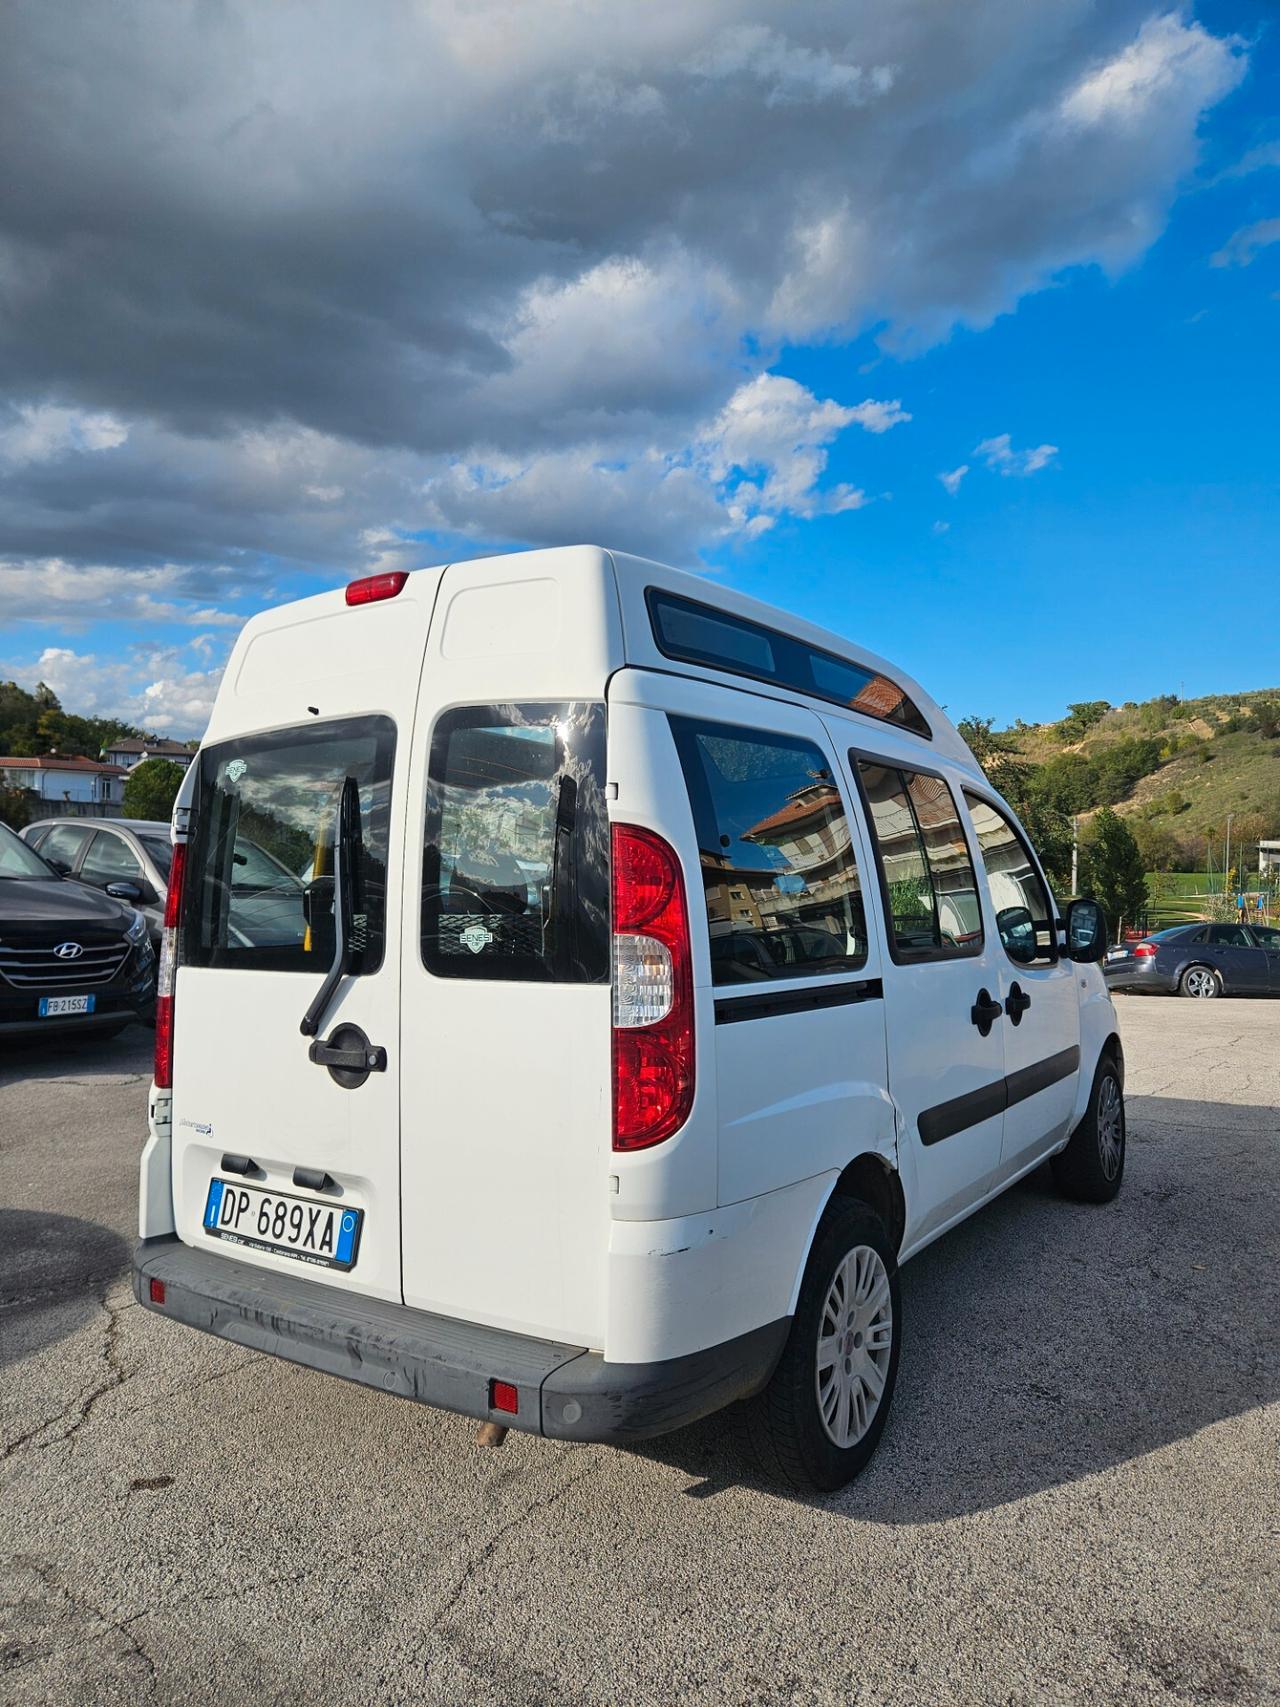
135,546 -> 1122,1490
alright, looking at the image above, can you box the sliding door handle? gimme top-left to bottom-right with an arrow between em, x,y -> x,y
970,989 -> 1003,1037
1005,983 -> 1032,1024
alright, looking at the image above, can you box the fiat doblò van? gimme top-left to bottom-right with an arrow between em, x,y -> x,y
134,546 -> 1121,1490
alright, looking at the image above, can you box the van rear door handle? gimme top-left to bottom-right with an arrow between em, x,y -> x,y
1005,983 -> 1032,1024
307,1022 -> 386,1088
970,989 -> 1003,1036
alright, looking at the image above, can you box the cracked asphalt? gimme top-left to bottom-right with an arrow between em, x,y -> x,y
2,997 -> 1278,1706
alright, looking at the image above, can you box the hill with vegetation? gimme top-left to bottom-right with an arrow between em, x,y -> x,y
963,688 -> 1279,880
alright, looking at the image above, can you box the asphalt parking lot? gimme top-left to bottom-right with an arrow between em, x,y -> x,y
2,997 -> 1278,1707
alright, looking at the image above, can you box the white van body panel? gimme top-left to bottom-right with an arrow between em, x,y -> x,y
603,1174 -> 835,1363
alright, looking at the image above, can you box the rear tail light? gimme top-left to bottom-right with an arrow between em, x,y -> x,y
345,571 -> 408,606
154,841 -> 187,1090
611,824 -> 695,1150
1134,943 -> 1157,959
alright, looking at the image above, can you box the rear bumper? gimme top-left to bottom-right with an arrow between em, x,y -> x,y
1103,966 -> 1176,994
133,1236 -> 789,1444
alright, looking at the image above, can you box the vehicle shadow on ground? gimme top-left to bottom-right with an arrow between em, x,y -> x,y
630,1092 -> 1279,1520
0,1210 -> 131,1368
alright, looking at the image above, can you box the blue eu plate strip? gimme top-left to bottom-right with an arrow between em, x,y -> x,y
204,1179 -> 225,1230
335,1210 -> 359,1265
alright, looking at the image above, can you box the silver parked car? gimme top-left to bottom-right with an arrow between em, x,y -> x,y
1103,921 -> 1280,998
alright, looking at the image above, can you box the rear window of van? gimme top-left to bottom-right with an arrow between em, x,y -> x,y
421,702 -> 609,983
184,717 -> 395,974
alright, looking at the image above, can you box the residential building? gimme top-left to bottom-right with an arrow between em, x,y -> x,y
101,737 -> 195,771
0,753 -> 128,815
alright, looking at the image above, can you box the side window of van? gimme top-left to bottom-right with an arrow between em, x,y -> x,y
421,702 -> 609,984
963,794 -> 1057,966
670,717 -> 869,986
855,761 -> 982,959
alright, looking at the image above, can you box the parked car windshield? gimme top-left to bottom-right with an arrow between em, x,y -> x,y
0,822 -> 57,879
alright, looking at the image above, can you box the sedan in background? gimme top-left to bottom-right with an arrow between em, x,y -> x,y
0,822 -> 155,1039
1104,921 -> 1280,998
22,817 -> 172,951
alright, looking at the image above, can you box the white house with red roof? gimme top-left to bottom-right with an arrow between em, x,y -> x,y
0,751 -> 128,812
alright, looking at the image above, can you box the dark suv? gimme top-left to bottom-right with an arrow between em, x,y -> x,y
0,821 -> 156,1039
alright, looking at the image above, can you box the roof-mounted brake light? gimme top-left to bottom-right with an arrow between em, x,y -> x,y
346,571 -> 409,606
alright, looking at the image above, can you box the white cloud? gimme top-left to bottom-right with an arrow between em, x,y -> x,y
974,434 -> 1059,476
420,373 -> 884,557
939,464 -> 969,495
0,403 -> 129,465
845,398 -> 911,434
1060,13 -> 1235,131
1211,218 -> 1280,268
932,520 -> 950,535
0,643 -> 224,737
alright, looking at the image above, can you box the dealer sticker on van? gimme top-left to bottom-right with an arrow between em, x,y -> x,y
203,1179 -> 363,1271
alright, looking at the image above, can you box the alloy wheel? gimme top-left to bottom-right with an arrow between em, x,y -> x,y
1183,966 -> 1217,998
815,1245 -> 893,1449
1097,1073 -> 1124,1180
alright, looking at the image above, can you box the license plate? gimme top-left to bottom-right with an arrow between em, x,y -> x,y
38,994 -> 95,1017
203,1179 -> 363,1271
1105,950 -> 1126,962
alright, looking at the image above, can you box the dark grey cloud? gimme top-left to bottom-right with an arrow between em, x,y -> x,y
0,1 -> 1245,615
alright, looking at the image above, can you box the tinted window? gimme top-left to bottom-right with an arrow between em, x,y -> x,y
671,717 -> 868,986
648,589 -> 931,739
39,822 -> 92,873
1208,925 -> 1251,947
857,761 -> 981,958
186,717 -> 395,974
964,794 -> 1056,965
421,703 -> 609,983
1251,925 -> 1280,946
80,831 -> 144,888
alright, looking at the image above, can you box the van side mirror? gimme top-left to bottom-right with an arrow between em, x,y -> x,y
1064,898 -> 1107,963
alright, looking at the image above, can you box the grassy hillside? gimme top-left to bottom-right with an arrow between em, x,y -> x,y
996,688 -> 1280,874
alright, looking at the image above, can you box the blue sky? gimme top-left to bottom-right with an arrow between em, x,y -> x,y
0,3 -> 1276,737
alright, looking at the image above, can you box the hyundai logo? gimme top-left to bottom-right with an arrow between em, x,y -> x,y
53,942 -> 84,961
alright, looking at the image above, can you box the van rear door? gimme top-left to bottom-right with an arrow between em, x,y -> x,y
169,584 -> 435,1304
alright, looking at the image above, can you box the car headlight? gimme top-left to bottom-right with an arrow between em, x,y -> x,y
125,909 -> 148,944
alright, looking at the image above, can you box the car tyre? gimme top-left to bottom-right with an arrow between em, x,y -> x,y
1051,1056 -> 1125,1203
1178,964 -> 1220,999
738,1198 -> 901,1492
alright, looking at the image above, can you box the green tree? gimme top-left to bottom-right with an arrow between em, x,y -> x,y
122,758 -> 184,821
0,785 -> 31,829
1080,808 -> 1149,937
1131,818 -> 1179,873
1056,700 -> 1111,741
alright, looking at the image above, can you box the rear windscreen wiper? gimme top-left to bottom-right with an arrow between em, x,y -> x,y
299,774 -> 359,1039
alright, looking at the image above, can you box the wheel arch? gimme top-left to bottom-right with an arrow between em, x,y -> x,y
785,1151 -> 906,1315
